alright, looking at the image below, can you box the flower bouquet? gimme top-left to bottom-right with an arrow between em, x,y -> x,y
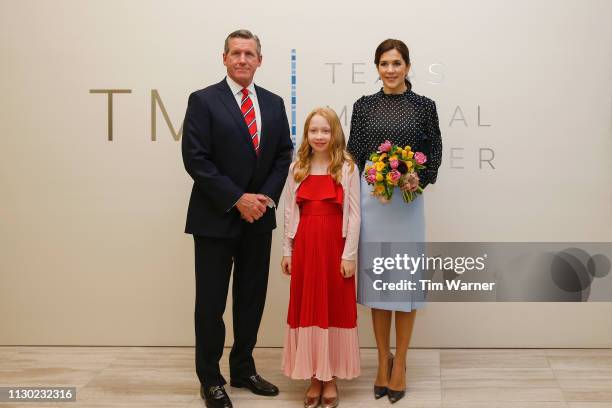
363,140 -> 427,203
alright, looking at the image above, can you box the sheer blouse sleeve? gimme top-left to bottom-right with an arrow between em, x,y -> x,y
418,98 -> 442,188
347,96 -> 367,172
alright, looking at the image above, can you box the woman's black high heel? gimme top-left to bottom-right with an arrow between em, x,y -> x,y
373,353 -> 394,399
387,387 -> 405,404
387,356 -> 406,404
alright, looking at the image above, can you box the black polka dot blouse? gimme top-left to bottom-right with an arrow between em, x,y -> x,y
347,88 -> 443,188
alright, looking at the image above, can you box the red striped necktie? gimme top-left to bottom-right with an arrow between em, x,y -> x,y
240,88 -> 259,154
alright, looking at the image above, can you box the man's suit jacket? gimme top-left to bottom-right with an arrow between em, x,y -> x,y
182,78 -> 293,238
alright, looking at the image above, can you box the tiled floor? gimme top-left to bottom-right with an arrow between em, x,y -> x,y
1,347 -> 612,407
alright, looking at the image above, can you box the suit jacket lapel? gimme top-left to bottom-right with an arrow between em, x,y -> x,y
217,80 -> 257,158
255,84 -> 270,156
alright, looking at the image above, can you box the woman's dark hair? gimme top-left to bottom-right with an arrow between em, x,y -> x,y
374,39 -> 412,91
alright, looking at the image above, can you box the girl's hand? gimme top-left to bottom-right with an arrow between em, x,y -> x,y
281,256 -> 292,275
341,260 -> 356,278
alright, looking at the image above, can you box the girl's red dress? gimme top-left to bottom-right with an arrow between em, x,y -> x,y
282,174 -> 360,381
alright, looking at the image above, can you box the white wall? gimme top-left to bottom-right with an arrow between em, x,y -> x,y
1,0 -> 611,346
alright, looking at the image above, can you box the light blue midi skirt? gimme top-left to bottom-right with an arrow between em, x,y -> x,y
357,172 -> 427,312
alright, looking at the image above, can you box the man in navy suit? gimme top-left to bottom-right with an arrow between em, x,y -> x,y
182,29 -> 293,408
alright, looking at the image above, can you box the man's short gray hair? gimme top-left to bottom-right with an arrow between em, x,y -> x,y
224,29 -> 261,56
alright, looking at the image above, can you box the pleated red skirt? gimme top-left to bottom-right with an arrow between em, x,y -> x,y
282,174 -> 360,381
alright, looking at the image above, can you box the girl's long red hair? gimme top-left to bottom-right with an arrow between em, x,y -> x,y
293,107 -> 355,183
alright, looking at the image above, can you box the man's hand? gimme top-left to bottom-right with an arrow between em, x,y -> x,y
256,194 -> 273,208
281,256 -> 291,275
236,193 -> 268,223
341,259 -> 356,278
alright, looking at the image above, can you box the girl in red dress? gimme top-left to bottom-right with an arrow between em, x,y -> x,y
281,107 -> 361,408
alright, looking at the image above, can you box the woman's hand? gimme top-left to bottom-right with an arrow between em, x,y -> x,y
281,256 -> 291,275
341,260 -> 356,278
400,173 -> 420,192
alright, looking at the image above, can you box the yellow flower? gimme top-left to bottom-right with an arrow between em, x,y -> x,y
375,172 -> 384,182
401,150 -> 408,159
375,161 -> 386,171
406,160 -> 413,168
404,145 -> 412,151
375,184 -> 385,194
379,153 -> 388,160
390,155 -> 398,161
407,151 -> 414,159
371,154 -> 379,162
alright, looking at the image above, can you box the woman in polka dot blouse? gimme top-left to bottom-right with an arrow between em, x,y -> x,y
346,38 -> 442,403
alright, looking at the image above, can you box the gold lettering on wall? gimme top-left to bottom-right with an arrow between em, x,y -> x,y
89,89 -> 132,141
151,90 -> 183,141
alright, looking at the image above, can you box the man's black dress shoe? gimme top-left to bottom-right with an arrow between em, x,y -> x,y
200,385 -> 233,408
230,374 -> 279,396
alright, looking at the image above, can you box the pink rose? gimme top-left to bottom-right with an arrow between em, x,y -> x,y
390,159 -> 399,169
389,169 -> 401,182
367,167 -> 376,176
366,174 -> 377,183
378,140 -> 392,153
414,152 -> 427,165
